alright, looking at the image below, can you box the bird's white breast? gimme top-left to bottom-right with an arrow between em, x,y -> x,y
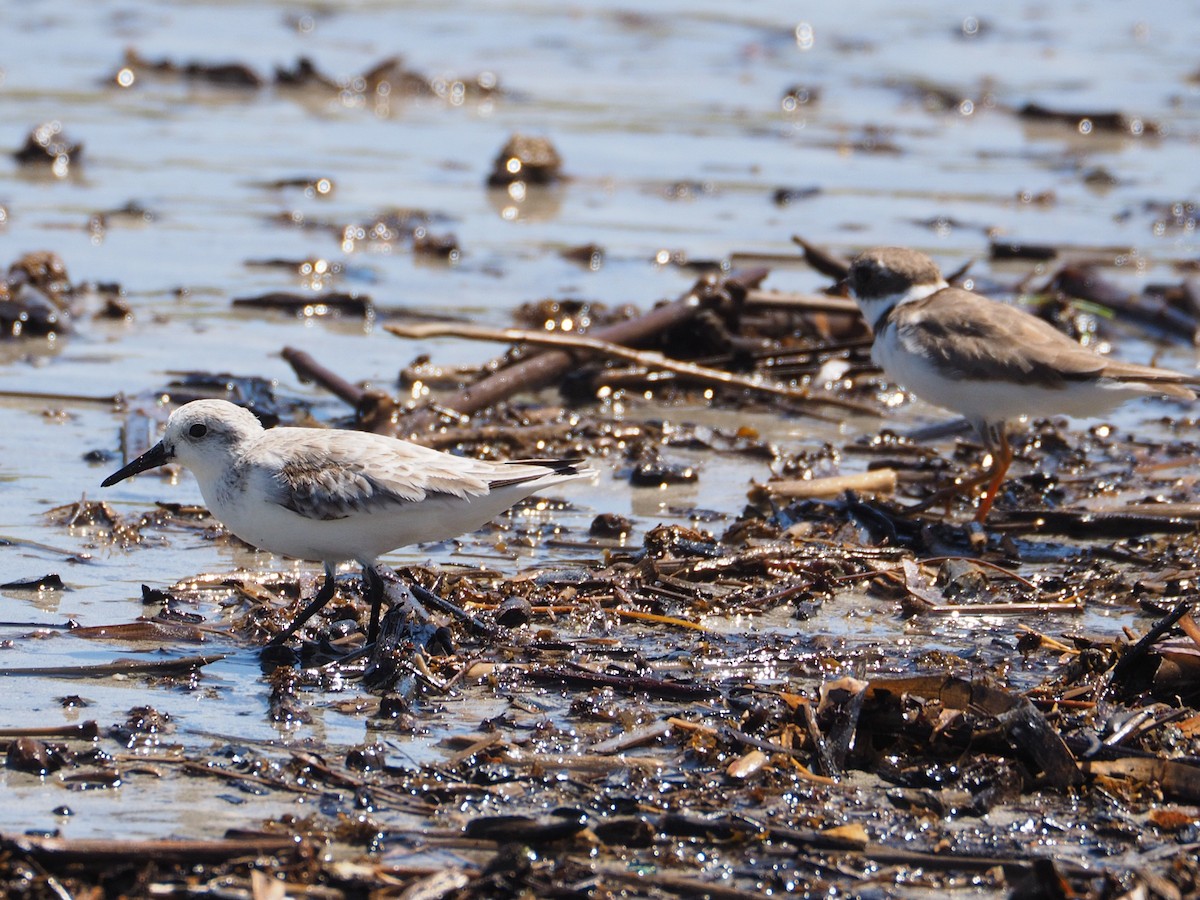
872,315 -> 1158,429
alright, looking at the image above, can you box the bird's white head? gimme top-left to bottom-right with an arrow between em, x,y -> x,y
102,399 -> 265,487
847,247 -> 948,332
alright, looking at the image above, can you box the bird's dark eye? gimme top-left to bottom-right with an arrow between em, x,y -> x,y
189,423 -> 208,439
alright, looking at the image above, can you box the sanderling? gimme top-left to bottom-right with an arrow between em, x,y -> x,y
102,399 -> 593,646
847,246 -> 1199,521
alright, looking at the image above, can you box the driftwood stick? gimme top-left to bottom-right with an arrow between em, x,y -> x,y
399,301 -> 692,433
398,270 -> 768,434
282,346 -> 400,434
0,389 -> 123,406
281,346 -> 367,407
0,722 -> 99,741
741,290 -> 860,315
386,319 -> 861,411
395,271 -> 766,434
1,833 -> 301,864
1106,599 -> 1193,694
1051,266 -> 1199,338
759,468 -> 898,499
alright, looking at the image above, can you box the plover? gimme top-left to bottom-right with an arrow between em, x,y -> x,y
846,246 -> 1199,521
102,399 -> 592,645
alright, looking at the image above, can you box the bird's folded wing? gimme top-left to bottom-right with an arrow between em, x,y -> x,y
262,432 -> 491,521
894,289 -> 1111,386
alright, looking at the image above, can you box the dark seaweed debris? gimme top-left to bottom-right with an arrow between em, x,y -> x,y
6,557 -> 1200,896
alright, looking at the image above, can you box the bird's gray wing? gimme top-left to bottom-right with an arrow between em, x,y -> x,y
889,288 -> 1111,386
253,429 -> 492,521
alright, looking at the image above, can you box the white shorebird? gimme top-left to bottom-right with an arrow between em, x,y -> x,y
102,399 -> 592,646
846,246 -> 1199,521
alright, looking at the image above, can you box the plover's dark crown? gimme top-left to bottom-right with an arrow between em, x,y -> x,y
848,246 -> 945,302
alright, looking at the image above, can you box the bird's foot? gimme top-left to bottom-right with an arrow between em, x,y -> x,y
262,565 -> 339,653
902,465 -> 1007,523
362,596 -> 453,690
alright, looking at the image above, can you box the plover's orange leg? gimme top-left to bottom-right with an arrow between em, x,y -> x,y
973,431 -> 1013,523
904,428 -> 1012,521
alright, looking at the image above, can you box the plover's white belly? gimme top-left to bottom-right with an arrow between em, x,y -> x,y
873,335 -> 1154,427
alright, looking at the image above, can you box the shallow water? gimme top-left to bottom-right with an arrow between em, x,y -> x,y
1,0 -> 1199,843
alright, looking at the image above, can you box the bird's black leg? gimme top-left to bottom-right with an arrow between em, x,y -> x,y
266,563 -> 338,647
363,564 -> 385,644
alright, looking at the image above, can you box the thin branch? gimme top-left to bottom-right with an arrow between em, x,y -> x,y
385,320 -> 873,414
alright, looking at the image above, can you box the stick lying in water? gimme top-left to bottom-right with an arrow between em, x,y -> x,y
385,320 -> 874,415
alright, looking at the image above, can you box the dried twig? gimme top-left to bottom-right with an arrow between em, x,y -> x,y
385,320 -> 872,413
281,346 -> 367,407
741,289 -> 860,315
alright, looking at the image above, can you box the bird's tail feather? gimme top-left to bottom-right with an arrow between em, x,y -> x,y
488,458 -> 594,490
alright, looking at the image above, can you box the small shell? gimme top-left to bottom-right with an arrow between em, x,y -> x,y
726,749 -> 768,779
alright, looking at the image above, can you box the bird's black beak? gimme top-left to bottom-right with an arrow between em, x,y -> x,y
101,441 -> 173,487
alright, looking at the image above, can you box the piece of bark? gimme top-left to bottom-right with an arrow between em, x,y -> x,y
1081,757 -> 1200,802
